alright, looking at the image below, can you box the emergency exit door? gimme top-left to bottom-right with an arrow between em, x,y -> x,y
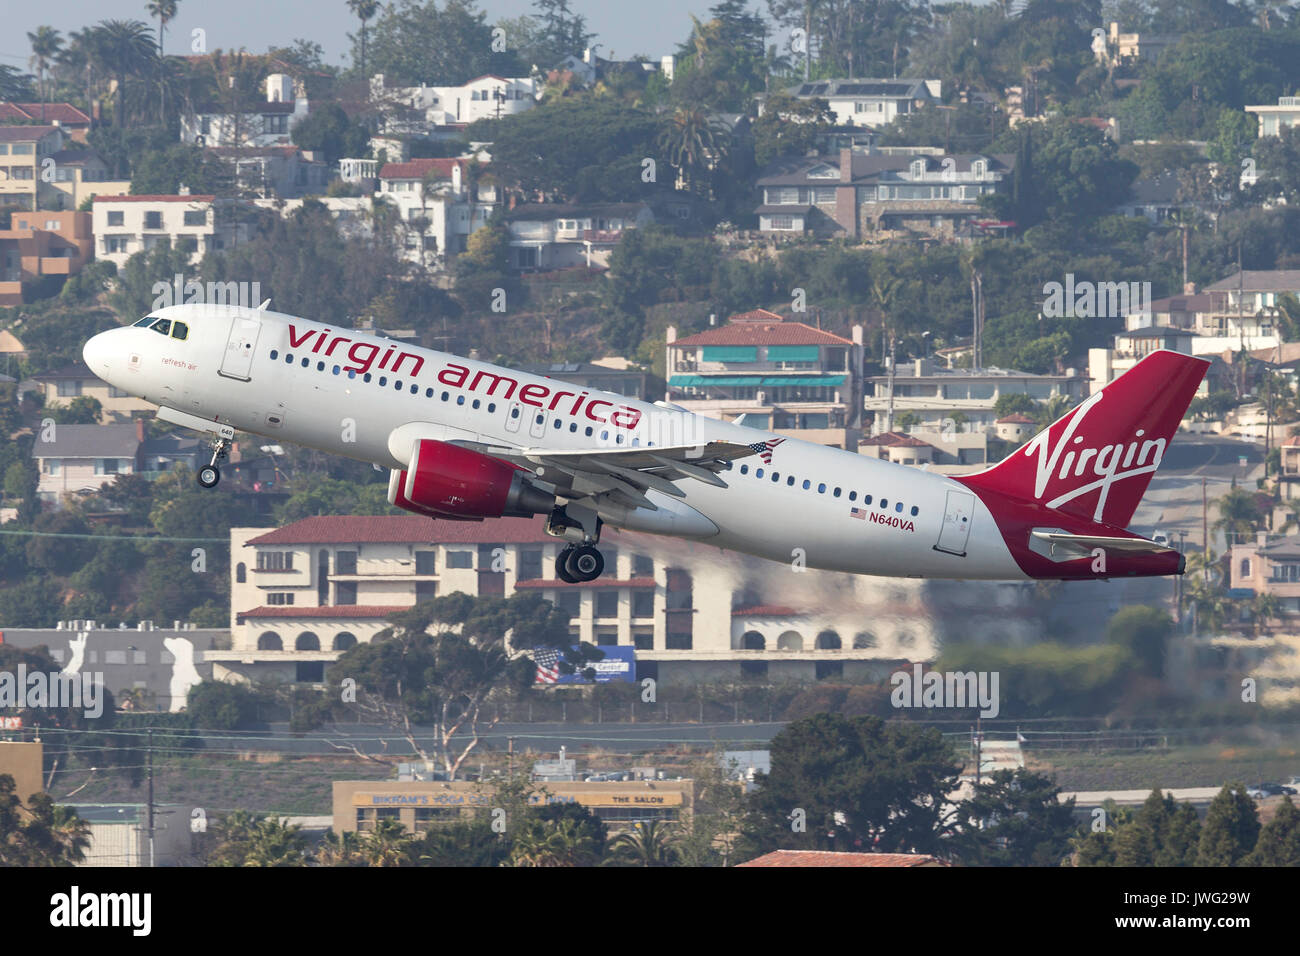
219,315 -> 261,381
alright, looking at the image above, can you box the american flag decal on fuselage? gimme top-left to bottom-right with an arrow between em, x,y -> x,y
747,438 -> 786,464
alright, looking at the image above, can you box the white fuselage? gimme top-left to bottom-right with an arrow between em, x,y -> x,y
83,304 -> 1028,580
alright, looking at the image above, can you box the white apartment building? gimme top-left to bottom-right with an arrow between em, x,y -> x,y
378,157 -> 498,264
370,73 -> 539,134
91,193 -> 216,268
219,514 -> 1045,686
763,78 -> 941,128
180,73 -> 310,148
1245,96 -> 1300,138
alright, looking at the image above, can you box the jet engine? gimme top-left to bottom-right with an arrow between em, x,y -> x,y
387,439 -> 554,520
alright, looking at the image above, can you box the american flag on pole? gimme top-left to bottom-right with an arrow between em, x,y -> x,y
747,437 -> 786,464
532,647 -> 562,684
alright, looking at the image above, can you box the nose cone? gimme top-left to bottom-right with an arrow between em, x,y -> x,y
82,331 -> 113,377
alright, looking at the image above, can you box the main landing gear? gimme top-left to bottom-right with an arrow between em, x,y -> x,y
547,505 -> 605,583
197,437 -> 231,489
556,544 -> 604,584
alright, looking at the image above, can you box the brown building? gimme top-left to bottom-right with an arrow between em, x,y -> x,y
0,209 -> 93,305
332,778 -> 693,835
0,741 -> 43,804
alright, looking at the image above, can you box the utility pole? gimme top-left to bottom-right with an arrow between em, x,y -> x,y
146,727 -> 155,868
1203,476 -> 1209,583
507,736 -> 515,777
970,270 -> 984,370
885,333 -> 897,433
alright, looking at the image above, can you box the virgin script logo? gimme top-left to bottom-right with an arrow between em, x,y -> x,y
1021,391 -> 1167,521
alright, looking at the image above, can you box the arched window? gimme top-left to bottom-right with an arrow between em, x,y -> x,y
257,632 -> 282,650
777,631 -> 803,651
742,631 -> 765,650
296,632 -> 320,651
815,630 -> 842,650
236,562 -> 246,583
1240,559 -> 1252,578
853,632 -> 877,649
333,632 -> 358,651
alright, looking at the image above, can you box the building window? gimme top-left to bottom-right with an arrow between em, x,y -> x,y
770,216 -> 794,230
595,590 -> 619,618
296,632 -> 320,651
267,592 -> 295,605
257,632 -> 282,650
104,236 -> 128,253
518,548 -> 542,581
633,554 -> 654,576
446,551 -> 473,569
182,209 -> 206,226
236,562 -> 246,583
57,380 -> 82,397
633,632 -> 653,650
336,550 -> 358,575
1240,558 -> 1252,578
105,210 -> 124,226
257,551 -> 295,571
632,591 -> 655,618
596,629 -> 618,646
415,550 -> 437,574
336,582 -> 357,605
94,458 -> 128,475
416,580 -> 438,602
144,211 -> 163,230
334,632 -> 357,651
554,590 -> 581,617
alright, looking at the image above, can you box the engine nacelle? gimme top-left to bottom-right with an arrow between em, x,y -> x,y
389,439 -> 554,519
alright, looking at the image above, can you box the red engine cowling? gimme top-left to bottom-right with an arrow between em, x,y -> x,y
388,439 -> 554,520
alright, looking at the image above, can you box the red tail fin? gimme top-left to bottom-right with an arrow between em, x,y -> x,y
958,350 -> 1208,528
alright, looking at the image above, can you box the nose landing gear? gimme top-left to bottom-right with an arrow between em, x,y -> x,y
197,436 -> 231,489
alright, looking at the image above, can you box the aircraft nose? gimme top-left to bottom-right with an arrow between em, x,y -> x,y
82,331 -> 113,376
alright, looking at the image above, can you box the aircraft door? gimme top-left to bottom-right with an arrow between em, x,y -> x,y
504,401 -> 522,433
934,489 -> 975,556
528,408 -> 547,440
219,315 -> 261,381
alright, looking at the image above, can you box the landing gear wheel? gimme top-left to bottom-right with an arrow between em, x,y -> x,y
565,544 -> 604,583
197,465 -> 221,489
555,548 -> 579,584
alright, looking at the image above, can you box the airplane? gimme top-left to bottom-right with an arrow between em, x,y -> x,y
82,303 -> 1209,584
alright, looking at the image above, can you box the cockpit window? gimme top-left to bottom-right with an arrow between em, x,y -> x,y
171,321 -> 189,341
133,316 -> 156,327
150,319 -> 172,336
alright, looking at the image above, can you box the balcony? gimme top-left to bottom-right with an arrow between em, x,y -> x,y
581,229 -> 623,243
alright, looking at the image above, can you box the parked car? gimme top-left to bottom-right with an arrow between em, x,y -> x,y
1247,782 -> 1288,798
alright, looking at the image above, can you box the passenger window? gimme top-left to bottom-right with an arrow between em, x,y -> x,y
896,502 -> 904,513
332,366 -> 341,375
817,483 -> 826,493
740,464 -> 749,475
301,357 -> 309,367
802,479 -> 811,489
317,361 -> 325,371
849,491 -> 857,501
756,468 -> 764,478
442,392 -> 450,401
833,488 -> 841,497
569,423 -> 578,432
150,319 -> 172,336
510,406 -> 519,418
472,400 -> 480,409
363,373 -> 372,382
489,403 -> 497,413
457,395 -> 465,405
271,349 -> 279,359
410,384 -> 418,394
395,380 -> 402,389
378,376 -> 387,386
171,322 -> 189,340
911,506 -> 919,516
880,499 -> 888,508
863,494 -> 872,505
425,388 -> 433,397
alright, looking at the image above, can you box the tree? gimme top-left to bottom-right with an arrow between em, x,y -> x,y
747,713 -> 962,854
752,91 -> 835,167
186,680 -> 264,730
1214,487 -> 1267,545
27,27 -> 64,121
326,593 -> 569,776
604,820 -> 681,866
509,803 -> 606,866
50,395 -> 103,425
291,102 -> 370,166
529,0 -> 596,70
360,0 -> 499,87
955,768 -> 1077,866
676,755 -> 748,866
1247,795 -> 1300,865
1105,606 -> 1173,679
1197,784 -> 1260,866
145,1 -> 178,122
208,811 -> 309,866
0,775 -> 91,866
347,0 -> 381,78
658,108 -> 729,195
1113,789 -> 1200,866
93,20 -> 158,127
0,66 -> 36,102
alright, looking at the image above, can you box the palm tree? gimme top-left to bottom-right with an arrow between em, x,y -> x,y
242,817 -> 309,866
509,817 -> 602,867
316,829 -> 365,866
27,27 -> 64,124
145,0 -> 179,122
348,0 -> 381,79
1214,488 -> 1267,546
361,818 -> 412,866
604,820 -> 680,866
61,28 -> 106,126
657,108 -> 729,195
94,20 -> 158,127
1252,591 -> 1281,636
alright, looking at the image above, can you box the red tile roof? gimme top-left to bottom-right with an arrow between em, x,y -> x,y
737,850 -> 948,867
995,413 -> 1037,424
93,194 -> 215,203
379,157 -> 472,180
674,317 -> 851,348
0,125 -> 59,143
0,103 -> 91,124
244,515 -> 636,547
237,605 -> 409,619
515,577 -> 656,590
732,605 -> 800,617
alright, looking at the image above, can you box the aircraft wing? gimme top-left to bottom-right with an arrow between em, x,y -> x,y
471,440 -> 755,511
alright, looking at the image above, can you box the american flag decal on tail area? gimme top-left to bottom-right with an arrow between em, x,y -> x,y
747,437 -> 786,464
